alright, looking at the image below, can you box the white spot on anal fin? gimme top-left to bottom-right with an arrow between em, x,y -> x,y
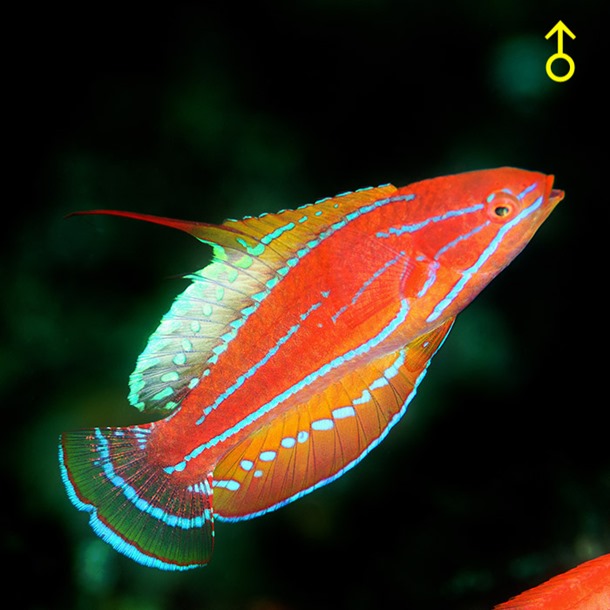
332,406 -> 356,419
311,419 -> 334,431
240,459 -> 254,471
214,479 -> 240,491
353,390 -> 371,405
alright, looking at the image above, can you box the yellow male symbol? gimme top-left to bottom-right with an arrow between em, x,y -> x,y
545,21 -> 576,82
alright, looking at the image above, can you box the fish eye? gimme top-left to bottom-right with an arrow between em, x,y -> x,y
494,205 -> 511,217
486,191 -> 519,222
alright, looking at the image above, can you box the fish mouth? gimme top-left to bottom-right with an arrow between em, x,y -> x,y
549,188 -> 564,206
545,175 -> 565,210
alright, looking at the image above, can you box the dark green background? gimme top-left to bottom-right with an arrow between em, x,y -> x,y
4,2 -> 608,609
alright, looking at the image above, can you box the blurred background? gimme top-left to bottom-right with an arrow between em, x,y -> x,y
4,2 -> 608,609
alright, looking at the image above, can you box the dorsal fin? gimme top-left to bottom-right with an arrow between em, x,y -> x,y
219,184 -> 398,261
70,184 -> 398,277
71,185 -> 399,414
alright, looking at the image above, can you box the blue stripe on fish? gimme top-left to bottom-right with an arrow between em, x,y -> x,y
427,187 -> 542,322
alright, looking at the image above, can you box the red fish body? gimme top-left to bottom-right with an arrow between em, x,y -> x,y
59,168 -> 563,570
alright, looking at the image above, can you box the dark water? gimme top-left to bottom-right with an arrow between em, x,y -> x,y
4,2 -> 608,609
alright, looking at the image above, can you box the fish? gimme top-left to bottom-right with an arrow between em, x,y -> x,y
494,553 -> 610,609
59,167 -> 563,571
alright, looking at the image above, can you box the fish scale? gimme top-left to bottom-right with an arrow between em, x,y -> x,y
59,167 -> 563,570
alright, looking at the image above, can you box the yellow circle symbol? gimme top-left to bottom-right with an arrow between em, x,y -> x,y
546,52 -> 575,82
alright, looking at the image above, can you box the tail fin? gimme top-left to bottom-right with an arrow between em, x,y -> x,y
59,424 -> 215,570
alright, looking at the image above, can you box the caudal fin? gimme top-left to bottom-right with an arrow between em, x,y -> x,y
59,424 -> 215,570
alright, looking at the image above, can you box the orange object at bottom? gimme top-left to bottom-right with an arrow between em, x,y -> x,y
495,553 -> 610,610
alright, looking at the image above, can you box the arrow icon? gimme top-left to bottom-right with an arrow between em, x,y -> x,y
545,21 -> 575,82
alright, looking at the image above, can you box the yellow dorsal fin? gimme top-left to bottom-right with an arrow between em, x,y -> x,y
215,184 -> 398,263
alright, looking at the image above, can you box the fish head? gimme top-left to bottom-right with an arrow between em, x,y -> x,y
408,167 -> 563,280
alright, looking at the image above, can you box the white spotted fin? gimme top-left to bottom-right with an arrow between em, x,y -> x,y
127,249 -> 275,413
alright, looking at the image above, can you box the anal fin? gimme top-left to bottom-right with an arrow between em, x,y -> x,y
213,318 -> 454,520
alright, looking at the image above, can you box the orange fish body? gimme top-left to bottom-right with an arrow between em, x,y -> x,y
495,553 -> 610,609
60,168 -> 563,570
